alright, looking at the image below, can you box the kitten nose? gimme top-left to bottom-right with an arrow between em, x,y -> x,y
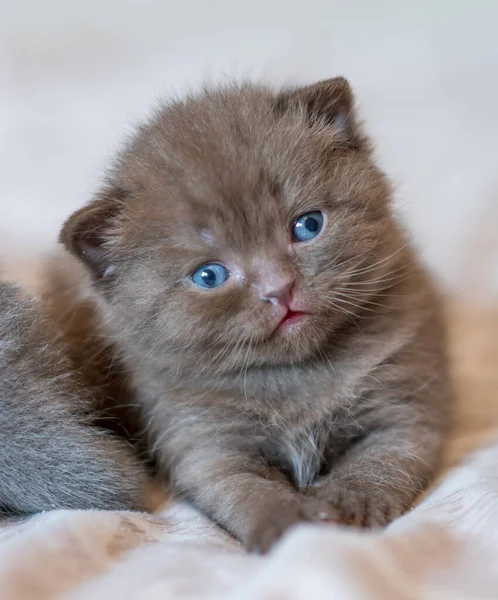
260,277 -> 294,306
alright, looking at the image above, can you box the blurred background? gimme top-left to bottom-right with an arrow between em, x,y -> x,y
1,0 -> 497,301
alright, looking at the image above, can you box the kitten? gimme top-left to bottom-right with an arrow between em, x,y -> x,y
57,77 -> 453,551
0,268 -> 146,513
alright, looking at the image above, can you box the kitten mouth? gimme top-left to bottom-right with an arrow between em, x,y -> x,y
277,310 -> 309,331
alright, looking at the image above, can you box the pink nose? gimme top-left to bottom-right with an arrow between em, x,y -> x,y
260,277 -> 294,306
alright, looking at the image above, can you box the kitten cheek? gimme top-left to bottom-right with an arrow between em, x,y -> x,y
184,293 -> 246,324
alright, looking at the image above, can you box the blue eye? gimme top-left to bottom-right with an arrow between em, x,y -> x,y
292,211 -> 324,242
191,263 -> 229,289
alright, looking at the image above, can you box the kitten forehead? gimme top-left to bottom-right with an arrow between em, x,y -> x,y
117,85 -> 332,202
200,230 -> 216,247
95,81 -> 390,261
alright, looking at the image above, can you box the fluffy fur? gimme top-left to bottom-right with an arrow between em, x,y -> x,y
1,78 -> 452,552
0,273 -> 146,513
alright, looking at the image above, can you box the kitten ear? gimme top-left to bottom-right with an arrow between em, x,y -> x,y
59,186 -> 127,280
276,77 -> 362,147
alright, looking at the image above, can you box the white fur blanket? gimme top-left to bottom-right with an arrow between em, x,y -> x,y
2,306 -> 497,600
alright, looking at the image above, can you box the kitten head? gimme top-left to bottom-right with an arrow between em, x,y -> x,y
61,78 -> 400,379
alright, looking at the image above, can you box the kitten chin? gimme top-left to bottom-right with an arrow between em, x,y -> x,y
54,77 -> 452,551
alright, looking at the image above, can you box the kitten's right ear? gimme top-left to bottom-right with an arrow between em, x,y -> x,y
59,186 -> 127,281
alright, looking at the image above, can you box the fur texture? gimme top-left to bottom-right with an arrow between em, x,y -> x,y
0,273 -> 146,513
58,78 -> 453,551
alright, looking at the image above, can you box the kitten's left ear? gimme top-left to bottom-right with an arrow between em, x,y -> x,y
276,77 -> 364,148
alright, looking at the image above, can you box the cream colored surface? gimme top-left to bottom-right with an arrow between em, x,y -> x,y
1,306 -> 497,600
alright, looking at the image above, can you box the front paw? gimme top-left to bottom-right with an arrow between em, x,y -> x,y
310,484 -> 405,528
246,497 -> 339,553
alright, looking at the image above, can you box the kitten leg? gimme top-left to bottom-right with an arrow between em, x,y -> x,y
312,314 -> 450,528
309,423 -> 443,527
167,446 -> 337,552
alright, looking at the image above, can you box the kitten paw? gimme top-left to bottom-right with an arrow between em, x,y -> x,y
310,485 -> 405,528
246,497 -> 339,553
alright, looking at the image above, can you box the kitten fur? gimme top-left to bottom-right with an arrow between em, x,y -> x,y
3,78 -> 452,551
0,269 -> 146,513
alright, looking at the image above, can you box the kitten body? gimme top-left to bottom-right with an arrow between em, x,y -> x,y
58,78 -> 453,551
0,78 -> 452,551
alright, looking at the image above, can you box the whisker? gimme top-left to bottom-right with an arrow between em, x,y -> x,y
327,295 -> 377,313
323,299 -> 360,319
342,265 -> 415,288
334,286 -> 411,299
333,291 -> 391,312
336,244 -> 408,279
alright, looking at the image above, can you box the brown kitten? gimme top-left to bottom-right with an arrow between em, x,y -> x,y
60,77 -> 453,552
